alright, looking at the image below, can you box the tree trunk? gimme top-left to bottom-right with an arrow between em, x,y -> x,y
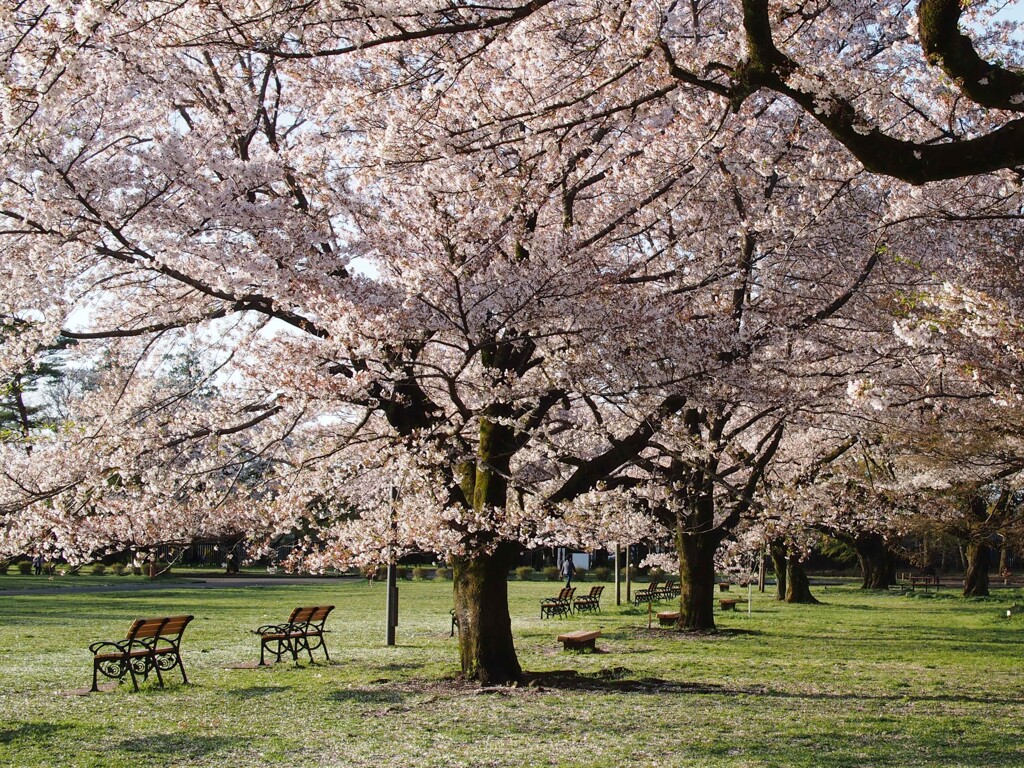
785,555 -> 819,604
770,540 -> 787,601
452,543 -> 522,684
674,511 -> 718,630
449,407 -> 523,684
854,533 -> 895,590
963,540 -> 991,597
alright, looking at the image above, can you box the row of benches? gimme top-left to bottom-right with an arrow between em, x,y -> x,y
540,586 -> 605,619
540,580 -> 690,618
90,606 -> 335,692
632,580 -> 680,605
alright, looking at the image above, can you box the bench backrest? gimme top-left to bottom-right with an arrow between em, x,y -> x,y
288,605 -> 335,627
589,586 -> 604,597
126,615 -> 194,641
559,587 -> 575,600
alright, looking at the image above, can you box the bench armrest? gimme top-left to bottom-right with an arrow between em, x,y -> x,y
254,623 -> 291,636
89,640 -> 127,655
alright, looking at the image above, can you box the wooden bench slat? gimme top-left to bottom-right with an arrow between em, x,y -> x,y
557,629 -> 602,651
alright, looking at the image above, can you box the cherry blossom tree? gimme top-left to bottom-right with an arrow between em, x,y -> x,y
3,0 -> 1024,681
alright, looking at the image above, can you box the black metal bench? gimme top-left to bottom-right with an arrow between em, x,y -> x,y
255,605 -> 335,665
89,615 -> 193,692
540,587 -> 575,619
656,579 -> 679,600
573,585 -> 604,614
633,581 -> 661,605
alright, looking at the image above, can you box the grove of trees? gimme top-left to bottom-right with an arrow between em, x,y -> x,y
1,1 -> 1022,683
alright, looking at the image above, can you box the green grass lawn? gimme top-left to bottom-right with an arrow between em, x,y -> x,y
1,576 -> 1022,768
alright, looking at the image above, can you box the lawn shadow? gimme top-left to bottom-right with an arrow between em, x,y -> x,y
225,685 -> 290,699
117,734 -> 237,758
0,722 -> 70,745
524,667 -> 733,695
328,687 -> 410,705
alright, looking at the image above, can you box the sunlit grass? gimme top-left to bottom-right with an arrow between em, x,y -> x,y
1,576 -> 1023,767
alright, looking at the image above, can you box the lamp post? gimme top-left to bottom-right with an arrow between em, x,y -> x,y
386,485 -> 399,646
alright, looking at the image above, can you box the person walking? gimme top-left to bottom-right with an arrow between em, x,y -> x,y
561,557 -> 576,588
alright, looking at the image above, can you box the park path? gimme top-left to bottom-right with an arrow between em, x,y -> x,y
0,576 -> 356,597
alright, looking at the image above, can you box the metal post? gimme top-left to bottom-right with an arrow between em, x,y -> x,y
614,545 -> 621,606
625,545 -> 632,604
385,563 -> 398,646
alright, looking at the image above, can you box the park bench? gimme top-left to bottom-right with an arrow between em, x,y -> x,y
657,610 -> 679,626
910,575 -> 941,591
720,598 -> 739,611
557,629 -> 601,651
632,581 -> 662,605
540,587 -> 575,619
656,579 -> 679,600
573,585 -> 604,614
89,615 -> 193,692
255,605 -> 335,665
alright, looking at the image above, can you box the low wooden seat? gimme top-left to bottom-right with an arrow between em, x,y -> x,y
89,615 -> 193,692
720,598 -> 739,611
557,629 -> 601,651
255,605 -> 334,665
657,610 -> 680,626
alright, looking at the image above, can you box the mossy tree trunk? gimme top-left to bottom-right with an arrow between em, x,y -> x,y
785,554 -> 819,604
450,405 -> 523,684
854,533 -> 896,590
452,542 -> 521,684
770,540 -> 787,601
675,500 -> 719,630
963,540 -> 991,597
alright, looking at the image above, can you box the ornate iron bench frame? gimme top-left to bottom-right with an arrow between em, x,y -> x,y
89,615 -> 193,692
540,587 -> 575,619
572,585 -> 604,614
255,605 -> 335,665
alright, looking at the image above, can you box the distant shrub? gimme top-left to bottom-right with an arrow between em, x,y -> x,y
90,563 -> 106,575
396,566 -> 410,580
131,565 -> 144,576
574,567 -> 588,582
17,561 -> 32,575
648,568 -> 665,582
436,567 -> 453,580
542,566 -> 560,581
110,563 -> 127,576
591,566 -> 611,582
412,567 -> 431,581
515,566 -> 534,581
0,562 -> 8,575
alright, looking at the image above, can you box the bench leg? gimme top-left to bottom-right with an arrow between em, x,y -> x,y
151,655 -> 165,688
